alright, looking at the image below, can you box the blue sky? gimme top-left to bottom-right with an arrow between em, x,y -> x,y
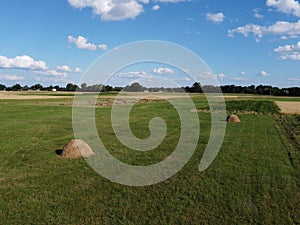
0,0 -> 300,87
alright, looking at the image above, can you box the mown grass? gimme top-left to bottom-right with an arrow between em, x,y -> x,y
276,114 -> 300,167
195,98 -> 280,115
0,95 -> 299,224
225,100 -> 280,115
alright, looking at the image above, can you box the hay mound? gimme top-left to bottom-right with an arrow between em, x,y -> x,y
227,115 -> 241,123
61,139 -> 94,158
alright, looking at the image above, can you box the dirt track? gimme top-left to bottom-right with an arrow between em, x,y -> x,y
0,92 -> 73,100
276,101 -> 300,114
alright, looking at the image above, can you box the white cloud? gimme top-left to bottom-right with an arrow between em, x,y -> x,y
240,71 -> 246,75
186,17 -> 194,22
274,41 -> 300,60
254,12 -> 264,19
266,0 -> 300,17
206,12 -> 225,24
152,5 -> 160,11
57,65 -> 72,72
229,77 -> 248,81
68,0 -> 191,21
253,8 -> 264,19
228,20 -> 300,40
116,71 -> 148,78
68,35 -> 107,51
74,67 -> 83,73
34,70 -> 68,77
0,75 -> 24,81
0,55 -> 47,70
152,67 -> 174,74
35,76 -> 72,84
98,44 -> 108,51
68,0 -> 144,21
217,73 -> 226,80
257,70 -> 269,76
57,65 -> 83,73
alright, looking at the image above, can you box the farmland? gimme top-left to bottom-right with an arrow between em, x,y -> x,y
0,92 -> 299,224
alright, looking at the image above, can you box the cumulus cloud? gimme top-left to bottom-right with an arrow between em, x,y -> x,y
116,71 -> 148,78
229,77 -> 248,81
266,0 -> 300,17
68,0 -> 144,21
254,12 -> 264,19
0,54 -> 81,82
0,55 -> 47,70
68,0 -> 191,21
253,8 -> 264,19
68,35 -> 107,51
34,70 -> 68,77
152,67 -> 174,75
274,41 -> 300,60
152,5 -> 160,10
0,75 -> 25,81
228,20 -> 300,40
257,70 -> 269,76
35,76 -> 72,84
98,44 -> 108,51
217,73 -> 226,80
57,65 -> 72,72
240,71 -> 246,75
74,67 -> 83,73
206,12 -> 225,24
57,65 -> 83,73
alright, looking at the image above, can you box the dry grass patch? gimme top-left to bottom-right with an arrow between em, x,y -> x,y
276,101 -> 300,114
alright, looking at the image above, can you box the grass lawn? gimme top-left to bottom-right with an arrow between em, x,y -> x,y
0,94 -> 299,224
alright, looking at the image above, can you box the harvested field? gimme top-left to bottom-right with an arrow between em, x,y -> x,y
0,91 -> 74,100
0,93 -> 299,224
276,101 -> 300,114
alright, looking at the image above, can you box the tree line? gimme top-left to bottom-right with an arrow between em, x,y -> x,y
1,82 -> 300,96
184,83 -> 300,96
0,83 -> 122,92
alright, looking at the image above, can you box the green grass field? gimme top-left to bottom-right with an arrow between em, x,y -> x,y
0,93 -> 299,224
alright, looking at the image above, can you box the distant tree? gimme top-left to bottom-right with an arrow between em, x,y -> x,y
12,84 -> 22,91
81,83 -> 87,91
31,83 -> 43,90
66,83 -> 78,91
46,85 -> 54,91
104,85 -> 113,92
190,82 -> 202,93
124,82 -> 145,92
22,85 -> 29,91
92,84 -> 104,92
287,87 -> 300,96
114,87 -> 123,92
0,84 -> 6,91
54,85 -> 61,91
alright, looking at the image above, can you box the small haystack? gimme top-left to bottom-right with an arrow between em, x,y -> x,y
226,114 -> 241,123
61,139 -> 94,158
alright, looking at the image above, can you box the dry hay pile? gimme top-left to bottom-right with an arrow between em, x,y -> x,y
61,139 -> 94,158
226,114 -> 241,123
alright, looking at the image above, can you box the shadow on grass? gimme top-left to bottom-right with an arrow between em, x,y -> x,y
55,149 -> 63,156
